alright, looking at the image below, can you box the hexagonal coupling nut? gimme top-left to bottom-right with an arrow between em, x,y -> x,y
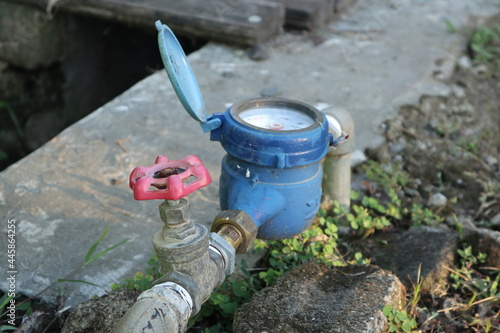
210,232 -> 236,276
211,210 -> 258,254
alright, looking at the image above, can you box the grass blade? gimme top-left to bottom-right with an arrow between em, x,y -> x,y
84,226 -> 110,264
85,238 -> 129,265
0,101 -> 23,138
0,294 -> 13,315
57,279 -> 102,288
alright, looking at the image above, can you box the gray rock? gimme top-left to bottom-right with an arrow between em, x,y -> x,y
62,289 -> 138,333
355,226 -> 458,293
428,192 -> 447,207
234,263 -> 406,333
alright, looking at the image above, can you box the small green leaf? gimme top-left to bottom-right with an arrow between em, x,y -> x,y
15,300 -> 31,312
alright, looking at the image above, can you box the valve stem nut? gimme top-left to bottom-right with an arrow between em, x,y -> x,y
159,198 -> 192,224
159,198 -> 196,241
211,210 -> 258,254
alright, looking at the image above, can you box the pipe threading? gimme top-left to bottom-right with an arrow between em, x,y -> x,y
215,224 -> 243,250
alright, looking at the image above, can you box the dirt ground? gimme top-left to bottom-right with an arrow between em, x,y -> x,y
372,54 -> 500,229
356,18 -> 500,332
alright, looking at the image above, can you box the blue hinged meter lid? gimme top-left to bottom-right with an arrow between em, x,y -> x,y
156,21 -> 206,123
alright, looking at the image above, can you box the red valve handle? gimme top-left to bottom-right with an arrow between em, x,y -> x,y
129,155 -> 212,200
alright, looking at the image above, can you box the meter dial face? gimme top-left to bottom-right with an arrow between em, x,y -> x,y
238,107 -> 316,131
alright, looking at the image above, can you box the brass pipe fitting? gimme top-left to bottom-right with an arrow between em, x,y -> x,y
211,210 -> 258,254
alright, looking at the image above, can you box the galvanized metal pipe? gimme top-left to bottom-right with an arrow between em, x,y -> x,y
113,282 -> 193,333
322,106 -> 355,210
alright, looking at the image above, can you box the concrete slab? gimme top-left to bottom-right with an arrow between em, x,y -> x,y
1,0 -> 499,306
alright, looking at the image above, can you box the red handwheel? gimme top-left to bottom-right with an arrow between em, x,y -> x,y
129,155 -> 212,200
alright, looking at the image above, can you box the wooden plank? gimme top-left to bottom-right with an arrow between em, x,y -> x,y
257,0 -> 334,30
8,0 -> 286,45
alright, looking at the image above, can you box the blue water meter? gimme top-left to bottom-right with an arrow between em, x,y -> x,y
156,21 -> 342,240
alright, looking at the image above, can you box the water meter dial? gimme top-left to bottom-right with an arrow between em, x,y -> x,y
237,106 -> 315,131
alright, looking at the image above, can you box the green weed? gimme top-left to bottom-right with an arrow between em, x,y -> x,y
470,23 -> 500,75
383,304 -> 419,332
111,254 -> 160,292
362,160 -> 411,191
410,203 -> 444,227
446,245 -> 500,331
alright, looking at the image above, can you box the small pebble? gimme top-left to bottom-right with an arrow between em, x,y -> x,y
472,64 -> 488,75
451,85 -> 466,98
404,188 -> 420,198
350,150 -> 367,167
428,192 -> 447,207
388,138 -> 406,155
427,119 -> 439,131
491,213 -> 500,226
485,155 -> 498,166
457,56 -> 472,69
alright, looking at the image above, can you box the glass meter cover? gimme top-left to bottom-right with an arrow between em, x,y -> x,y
231,100 -> 321,133
238,106 -> 315,131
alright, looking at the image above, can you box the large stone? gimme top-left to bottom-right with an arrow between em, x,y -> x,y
356,226 -> 458,293
234,263 -> 406,333
61,288 -> 138,333
0,1 -> 66,69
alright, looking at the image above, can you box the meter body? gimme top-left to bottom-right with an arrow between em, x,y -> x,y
156,21 -> 335,239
